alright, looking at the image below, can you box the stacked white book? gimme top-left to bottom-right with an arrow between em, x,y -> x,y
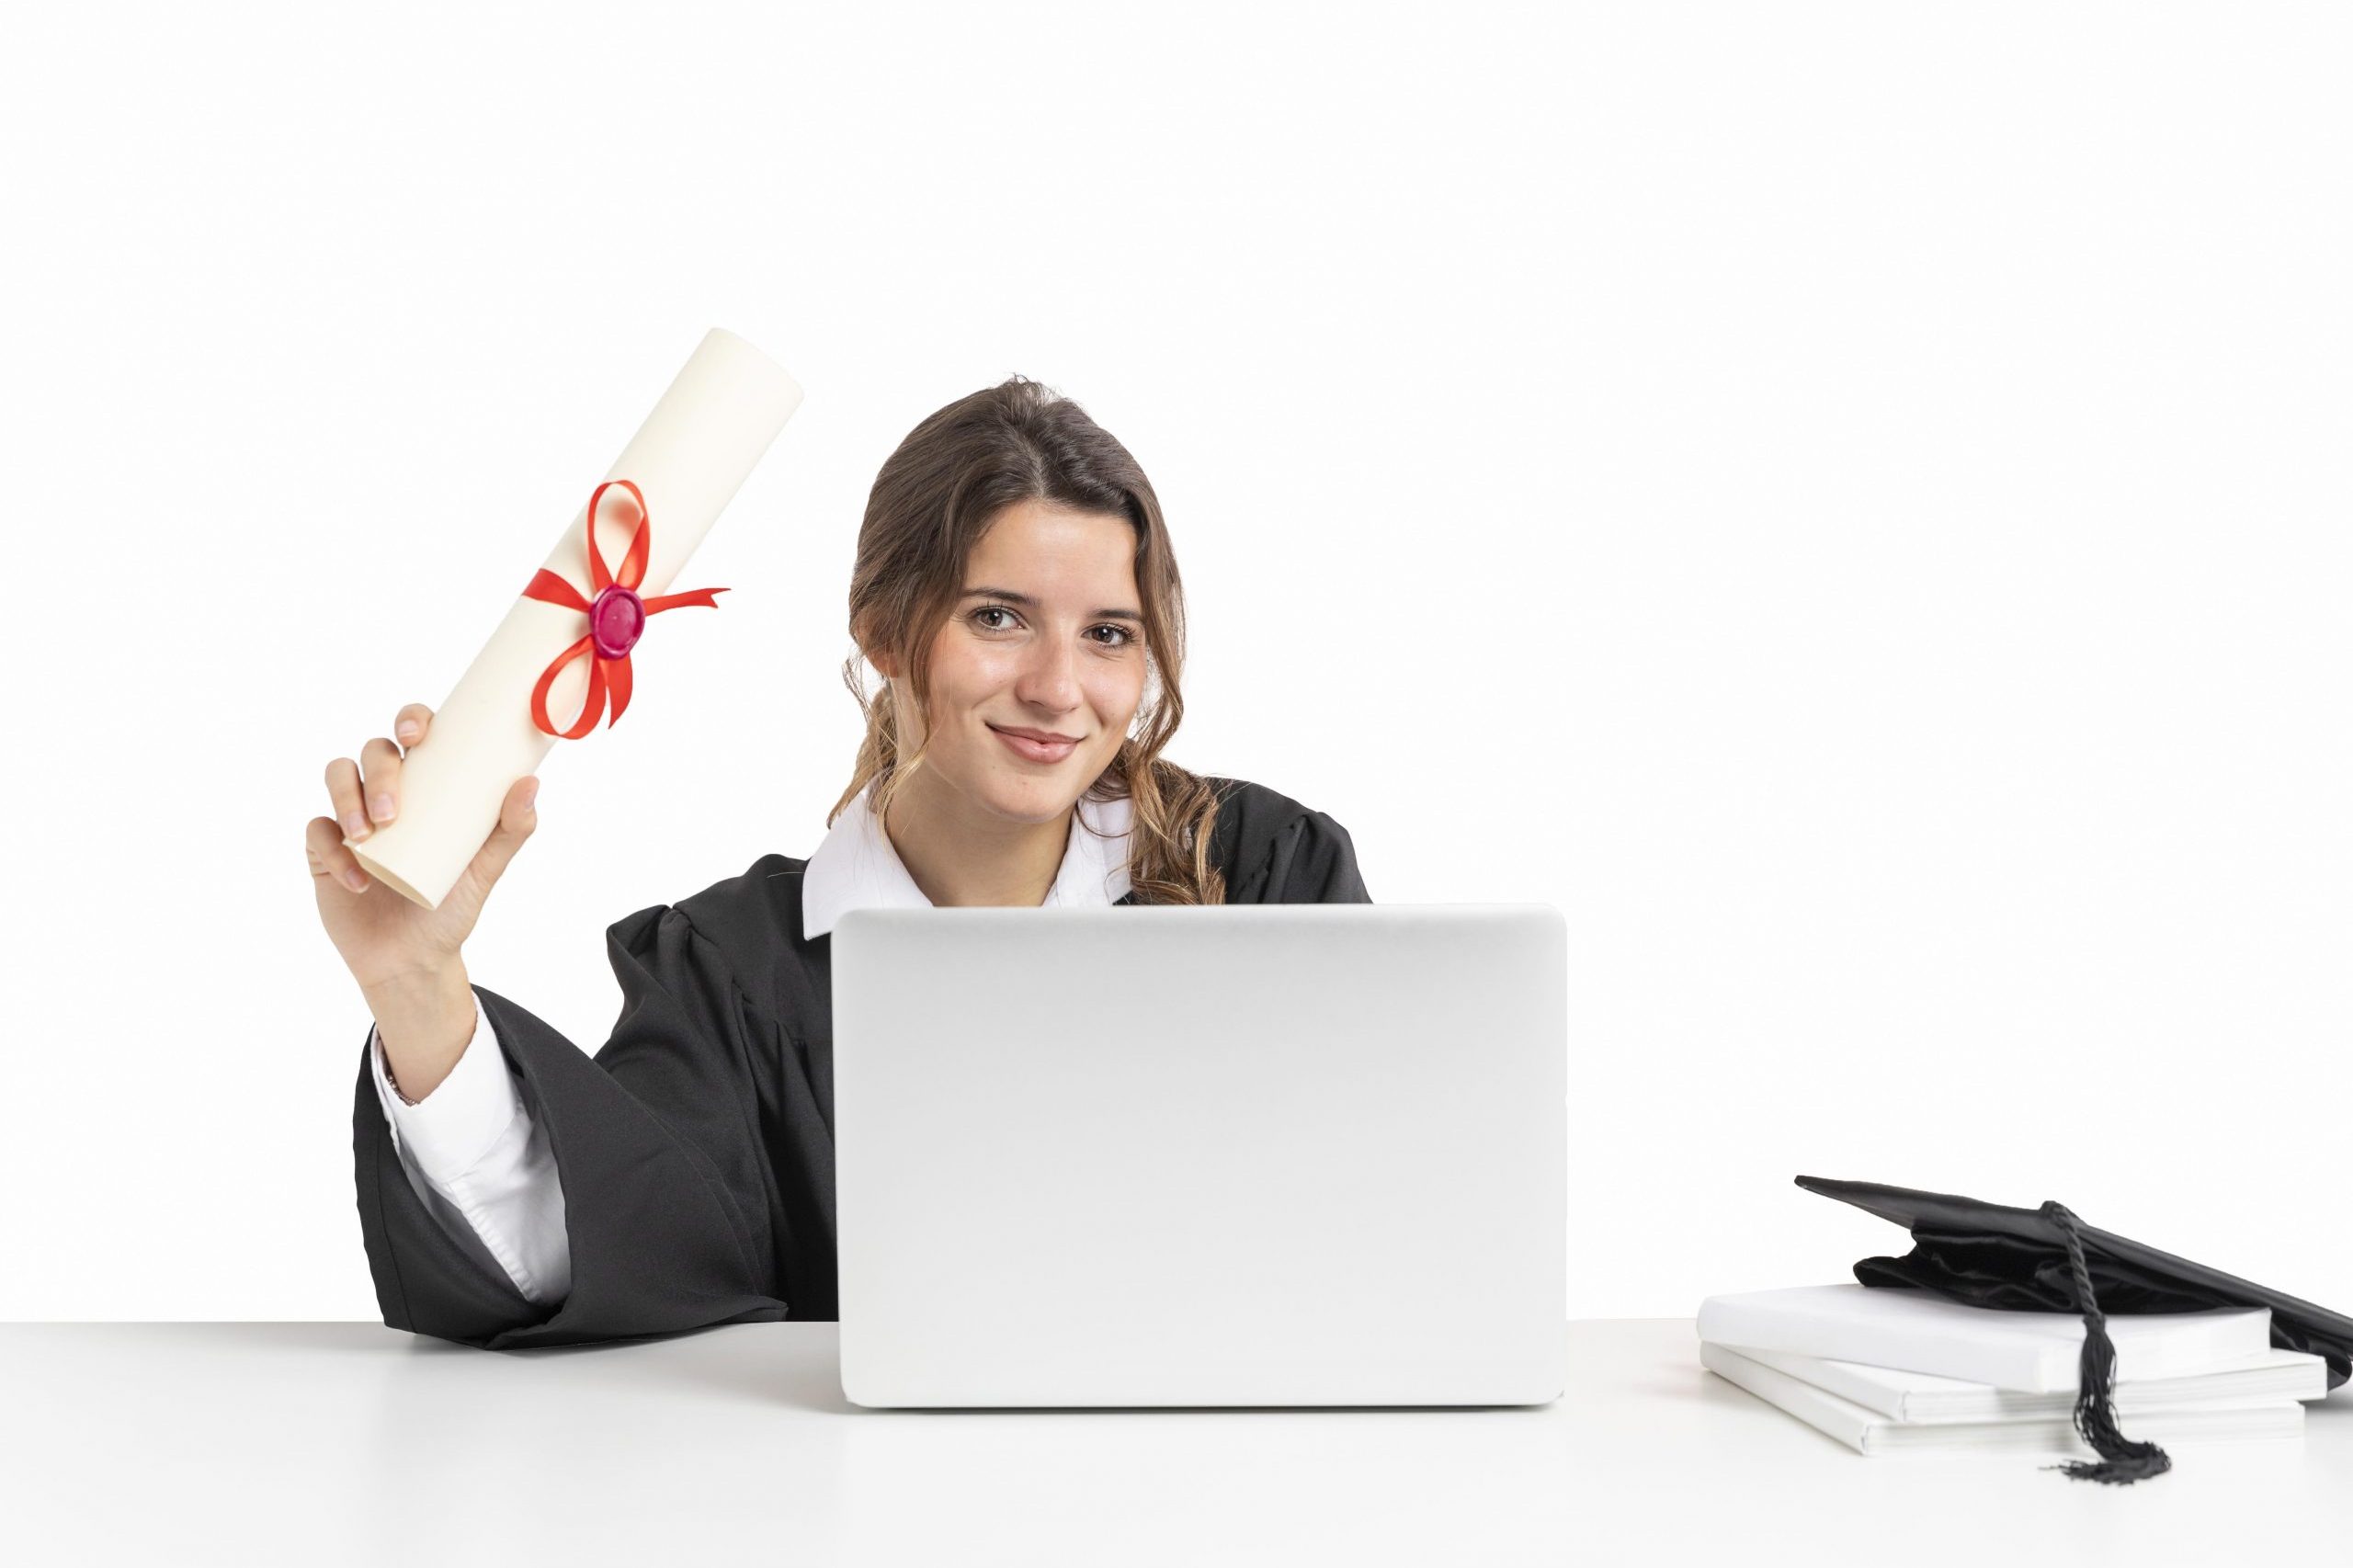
1696,1285 -> 2329,1456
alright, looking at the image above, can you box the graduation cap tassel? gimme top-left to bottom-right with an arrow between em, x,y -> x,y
2035,1201 -> 2173,1485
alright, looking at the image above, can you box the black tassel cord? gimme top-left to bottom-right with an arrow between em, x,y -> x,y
2038,1201 -> 2173,1484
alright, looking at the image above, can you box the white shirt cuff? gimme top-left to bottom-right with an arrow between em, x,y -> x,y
368,993 -> 523,1184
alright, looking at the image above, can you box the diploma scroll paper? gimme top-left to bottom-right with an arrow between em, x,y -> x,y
347,326 -> 803,910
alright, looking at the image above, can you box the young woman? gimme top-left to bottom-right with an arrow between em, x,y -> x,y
307,376 -> 1372,1350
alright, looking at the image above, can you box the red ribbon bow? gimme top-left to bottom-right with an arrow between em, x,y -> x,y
520,479 -> 728,738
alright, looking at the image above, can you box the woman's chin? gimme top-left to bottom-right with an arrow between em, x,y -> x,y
974,770 -> 1080,821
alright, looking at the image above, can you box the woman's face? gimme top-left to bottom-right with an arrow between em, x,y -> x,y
881,498 -> 1150,824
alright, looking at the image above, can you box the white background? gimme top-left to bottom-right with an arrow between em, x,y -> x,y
5,1 -> 2347,1325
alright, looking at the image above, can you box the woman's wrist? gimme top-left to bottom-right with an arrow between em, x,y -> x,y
365,961 -> 476,1103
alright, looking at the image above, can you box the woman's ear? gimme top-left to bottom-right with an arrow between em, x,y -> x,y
860,617 -> 904,677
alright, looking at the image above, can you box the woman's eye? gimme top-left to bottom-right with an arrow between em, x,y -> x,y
972,606 -> 1135,649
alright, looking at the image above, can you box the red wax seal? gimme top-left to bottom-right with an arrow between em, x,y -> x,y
516,479 -> 730,738
588,584 -> 646,659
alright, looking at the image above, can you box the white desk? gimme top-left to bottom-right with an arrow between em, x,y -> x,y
5,1319 -> 2345,1564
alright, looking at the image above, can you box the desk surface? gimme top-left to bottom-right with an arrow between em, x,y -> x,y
5,1319 -> 2346,1565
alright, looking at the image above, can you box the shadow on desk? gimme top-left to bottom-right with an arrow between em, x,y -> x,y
256,1322 -> 1568,1416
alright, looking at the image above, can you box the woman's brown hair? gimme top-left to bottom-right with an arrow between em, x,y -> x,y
827,375 -> 1227,905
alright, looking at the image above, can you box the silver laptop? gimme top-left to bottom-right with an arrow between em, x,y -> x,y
832,903 -> 1564,1408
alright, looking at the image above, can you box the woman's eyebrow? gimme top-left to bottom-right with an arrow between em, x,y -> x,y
961,587 -> 1143,624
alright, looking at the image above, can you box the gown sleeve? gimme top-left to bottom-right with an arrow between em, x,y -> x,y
369,1002 -> 569,1305
351,903 -> 791,1349
1233,807 -> 1373,904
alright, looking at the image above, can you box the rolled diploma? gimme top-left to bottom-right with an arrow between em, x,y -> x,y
347,326 -> 803,910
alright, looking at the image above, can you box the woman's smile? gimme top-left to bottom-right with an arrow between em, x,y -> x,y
989,723 -> 1080,764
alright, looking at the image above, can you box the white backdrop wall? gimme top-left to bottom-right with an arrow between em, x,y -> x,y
6,1 -> 2347,1324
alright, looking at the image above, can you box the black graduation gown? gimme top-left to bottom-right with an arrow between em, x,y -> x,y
352,776 -> 1372,1349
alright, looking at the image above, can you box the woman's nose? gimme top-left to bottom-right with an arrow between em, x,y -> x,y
1016,636 -> 1082,702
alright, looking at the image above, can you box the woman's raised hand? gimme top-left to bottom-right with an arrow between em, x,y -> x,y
306,702 -> 540,994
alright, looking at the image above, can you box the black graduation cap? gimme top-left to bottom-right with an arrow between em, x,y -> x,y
1796,1175 -> 2353,1485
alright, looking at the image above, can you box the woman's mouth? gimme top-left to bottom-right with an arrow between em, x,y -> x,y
990,724 -> 1079,764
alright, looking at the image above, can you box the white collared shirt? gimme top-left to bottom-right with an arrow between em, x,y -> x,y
367,782 -> 1135,1305
799,782 -> 1132,937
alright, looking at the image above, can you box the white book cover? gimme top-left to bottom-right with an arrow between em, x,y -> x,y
1700,1342 -> 2306,1456
1718,1340 -> 2328,1423
1695,1284 -> 2273,1393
